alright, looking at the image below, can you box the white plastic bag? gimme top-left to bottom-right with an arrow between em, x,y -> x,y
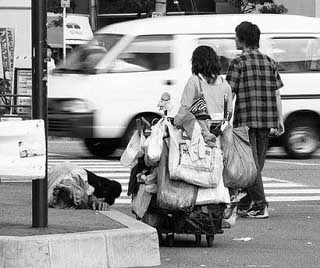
120,130 -> 145,167
132,184 -> 153,219
167,123 -> 218,188
147,118 -> 167,162
221,125 -> 257,189
195,148 -> 230,205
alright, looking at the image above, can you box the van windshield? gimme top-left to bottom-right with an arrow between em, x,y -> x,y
54,34 -> 123,73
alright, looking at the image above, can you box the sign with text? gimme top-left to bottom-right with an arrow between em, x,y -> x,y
0,28 -> 15,94
15,68 -> 32,116
0,120 -> 46,180
61,0 -> 70,8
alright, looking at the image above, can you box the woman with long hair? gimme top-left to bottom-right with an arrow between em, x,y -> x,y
176,45 -> 233,145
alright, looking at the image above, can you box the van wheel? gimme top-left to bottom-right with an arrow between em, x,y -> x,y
84,138 -> 120,157
283,119 -> 319,159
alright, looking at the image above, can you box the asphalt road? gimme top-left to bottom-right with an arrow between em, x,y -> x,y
48,139 -> 320,268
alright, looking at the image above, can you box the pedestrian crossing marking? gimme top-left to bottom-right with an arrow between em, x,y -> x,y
267,160 -> 320,167
266,189 -> 320,194
28,156 -> 320,203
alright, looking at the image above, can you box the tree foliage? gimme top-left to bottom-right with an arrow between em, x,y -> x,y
46,0 -> 287,16
258,3 -> 288,14
99,0 -> 155,16
239,0 -> 287,14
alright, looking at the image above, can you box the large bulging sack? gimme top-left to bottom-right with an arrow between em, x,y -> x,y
167,122 -> 218,188
221,126 -> 257,189
156,140 -> 198,210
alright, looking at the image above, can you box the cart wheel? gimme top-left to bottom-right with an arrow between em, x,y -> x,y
166,234 -> 174,247
195,234 -> 201,247
206,235 -> 214,247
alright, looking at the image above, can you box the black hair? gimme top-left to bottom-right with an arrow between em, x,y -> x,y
191,45 -> 221,84
235,21 -> 261,49
47,45 -> 53,50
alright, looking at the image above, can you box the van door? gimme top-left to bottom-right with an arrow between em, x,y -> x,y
91,35 -> 178,138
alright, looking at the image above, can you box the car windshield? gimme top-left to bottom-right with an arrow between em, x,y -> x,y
54,34 -> 123,73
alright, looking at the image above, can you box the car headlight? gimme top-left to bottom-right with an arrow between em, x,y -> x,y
59,99 -> 92,113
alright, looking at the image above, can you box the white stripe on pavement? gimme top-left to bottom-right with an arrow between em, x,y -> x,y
267,196 -> 320,202
48,159 -> 119,163
45,159 -> 320,204
91,173 -> 129,178
264,183 -> 306,188
263,177 -> 292,183
267,160 -> 320,166
266,189 -> 320,194
77,167 -> 129,172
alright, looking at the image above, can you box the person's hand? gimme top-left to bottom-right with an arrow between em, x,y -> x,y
276,119 -> 285,136
89,195 -> 110,211
92,200 -> 110,211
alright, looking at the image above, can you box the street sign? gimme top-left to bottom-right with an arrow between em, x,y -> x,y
61,0 -> 70,8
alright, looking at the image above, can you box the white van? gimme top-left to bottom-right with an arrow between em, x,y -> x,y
48,14 -> 320,158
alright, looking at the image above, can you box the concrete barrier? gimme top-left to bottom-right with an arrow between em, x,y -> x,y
0,210 -> 161,268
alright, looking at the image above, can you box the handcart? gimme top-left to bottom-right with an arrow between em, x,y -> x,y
127,93 -> 230,247
143,198 -> 225,247
130,121 -> 228,246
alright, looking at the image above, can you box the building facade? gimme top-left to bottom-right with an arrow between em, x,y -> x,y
274,0 -> 320,17
71,0 -> 320,31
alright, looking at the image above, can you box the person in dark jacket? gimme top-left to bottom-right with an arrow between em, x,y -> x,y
48,162 -> 122,210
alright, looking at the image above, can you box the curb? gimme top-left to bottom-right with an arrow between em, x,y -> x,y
0,210 -> 161,268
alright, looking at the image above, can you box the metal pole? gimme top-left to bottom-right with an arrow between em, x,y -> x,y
31,0 -> 48,228
89,0 -> 97,32
63,7 -> 66,63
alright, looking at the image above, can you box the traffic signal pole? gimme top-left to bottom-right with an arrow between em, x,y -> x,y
31,0 -> 48,228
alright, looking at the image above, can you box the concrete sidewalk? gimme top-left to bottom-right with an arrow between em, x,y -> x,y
0,182 -> 160,268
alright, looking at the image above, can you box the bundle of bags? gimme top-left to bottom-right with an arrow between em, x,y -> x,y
121,117 -> 257,216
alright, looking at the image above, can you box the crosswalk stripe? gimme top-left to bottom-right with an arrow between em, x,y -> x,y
45,158 -> 320,204
266,189 -> 320,194
264,183 -> 306,188
267,196 -> 320,202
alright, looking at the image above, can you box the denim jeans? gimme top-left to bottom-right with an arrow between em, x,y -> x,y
238,128 -> 270,210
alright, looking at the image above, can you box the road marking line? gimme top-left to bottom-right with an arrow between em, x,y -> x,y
264,183 -> 306,188
266,189 -> 320,194
48,159 -> 119,163
266,160 -> 320,166
267,196 -> 320,202
46,158 -> 320,204
263,177 -> 291,183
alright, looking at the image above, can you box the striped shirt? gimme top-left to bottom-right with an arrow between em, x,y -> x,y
226,49 -> 283,128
